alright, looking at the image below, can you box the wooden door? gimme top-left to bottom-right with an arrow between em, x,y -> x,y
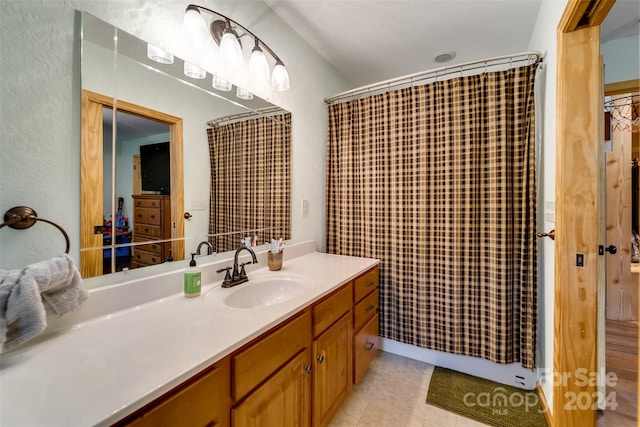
232,349 -> 311,426
313,314 -> 352,427
80,91 -> 106,278
605,96 -> 637,321
132,154 -> 142,196
80,89 -> 185,278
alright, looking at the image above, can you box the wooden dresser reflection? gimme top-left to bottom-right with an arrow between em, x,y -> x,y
132,195 -> 171,268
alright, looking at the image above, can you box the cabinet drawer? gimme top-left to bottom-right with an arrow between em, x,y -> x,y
135,208 -> 161,225
313,284 -> 352,337
353,288 -> 379,331
353,267 -> 379,303
134,198 -> 161,208
133,248 -> 162,266
123,363 -> 225,427
233,311 -> 311,401
134,223 -> 162,238
144,208 -> 161,225
137,241 -> 163,256
353,314 -> 378,384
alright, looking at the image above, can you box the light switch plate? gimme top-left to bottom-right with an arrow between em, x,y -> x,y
189,200 -> 207,211
301,199 -> 309,217
544,201 -> 555,223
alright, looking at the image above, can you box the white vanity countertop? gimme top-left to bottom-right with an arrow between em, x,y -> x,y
0,244 -> 379,426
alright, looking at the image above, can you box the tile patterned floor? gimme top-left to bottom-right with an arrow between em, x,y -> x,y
329,351 -> 490,427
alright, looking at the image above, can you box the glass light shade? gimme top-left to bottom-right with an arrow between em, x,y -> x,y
236,87 -> 254,100
182,7 -> 210,52
220,29 -> 243,68
184,62 -> 206,79
271,61 -> 290,92
147,44 -> 174,64
212,75 -> 232,91
250,45 -> 270,82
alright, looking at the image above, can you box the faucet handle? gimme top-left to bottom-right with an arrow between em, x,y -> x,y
217,266 -> 233,287
239,262 -> 252,279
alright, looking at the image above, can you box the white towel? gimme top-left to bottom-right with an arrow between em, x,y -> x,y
0,254 -> 88,353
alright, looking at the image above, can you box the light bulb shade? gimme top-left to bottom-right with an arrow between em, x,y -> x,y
236,87 -> 254,100
212,74 -> 232,91
184,62 -> 206,79
220,29 -> 243,68
182,7 -> 210,52
271,61 -> 290,92
250,45 -> 270,82
147,44 -> 174,64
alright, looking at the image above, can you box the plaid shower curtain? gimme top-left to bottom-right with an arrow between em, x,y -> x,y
326,64 -> 538,368
207,113 -> 291,253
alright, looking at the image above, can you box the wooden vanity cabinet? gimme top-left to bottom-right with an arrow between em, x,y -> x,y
115,265 -> 379,427
232,348 -> 312,426
231,311 -> 313,426
352,266 -> 379,384
312,285 -> 353,427
118,357 -> 231,427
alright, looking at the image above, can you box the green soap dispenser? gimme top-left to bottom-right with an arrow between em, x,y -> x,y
184,253 -> 201,298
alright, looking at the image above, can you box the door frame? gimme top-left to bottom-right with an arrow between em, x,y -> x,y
553,1 -> 633,426
80,89 -> 184,278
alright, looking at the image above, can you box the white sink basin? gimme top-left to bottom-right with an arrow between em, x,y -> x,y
224,276 -> 307,309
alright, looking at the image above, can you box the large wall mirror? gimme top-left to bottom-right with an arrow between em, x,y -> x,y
81,12 -> 291,279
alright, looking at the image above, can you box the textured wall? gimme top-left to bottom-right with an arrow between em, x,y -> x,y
602,34 -> 640,84
0,0 -> 350,271
526,0 -> 568,412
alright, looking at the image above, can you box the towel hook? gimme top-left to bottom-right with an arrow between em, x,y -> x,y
1,206 -> 70,254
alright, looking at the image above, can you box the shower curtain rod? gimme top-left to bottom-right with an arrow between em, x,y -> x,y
207,106 -> 287,127
324,50 -> 543,105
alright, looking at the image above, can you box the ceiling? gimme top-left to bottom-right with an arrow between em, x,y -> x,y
114,1 -> 638,138
265,0 -> 639,88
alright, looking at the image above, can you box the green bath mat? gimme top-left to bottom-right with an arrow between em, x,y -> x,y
426,367 -> 547,427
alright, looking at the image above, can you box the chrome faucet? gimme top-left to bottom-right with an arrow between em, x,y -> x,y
193,241 -> 215,257
218,245 -> 258,288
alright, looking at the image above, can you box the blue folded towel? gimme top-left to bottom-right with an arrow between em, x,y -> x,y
0,254 -> 88,353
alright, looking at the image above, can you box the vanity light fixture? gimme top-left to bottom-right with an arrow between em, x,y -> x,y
147,44 -> 174,64
183,4 -> 290,92
212,74 -> 232,91
249,39 -> 270,82
236,87 -> 254,100
219,19 -> 243,68
184,61 -> 206,79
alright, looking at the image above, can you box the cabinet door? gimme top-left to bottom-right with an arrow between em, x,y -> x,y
232,349 -> 311,427
123,357 -> 230,427
313,314 -> 352,427
233,311 -> 311,401
354,314 -> 379,384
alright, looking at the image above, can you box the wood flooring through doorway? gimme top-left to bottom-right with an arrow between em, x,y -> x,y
597,319 -> 638,427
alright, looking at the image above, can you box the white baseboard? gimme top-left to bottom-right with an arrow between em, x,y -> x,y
380,337 -> 537,390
